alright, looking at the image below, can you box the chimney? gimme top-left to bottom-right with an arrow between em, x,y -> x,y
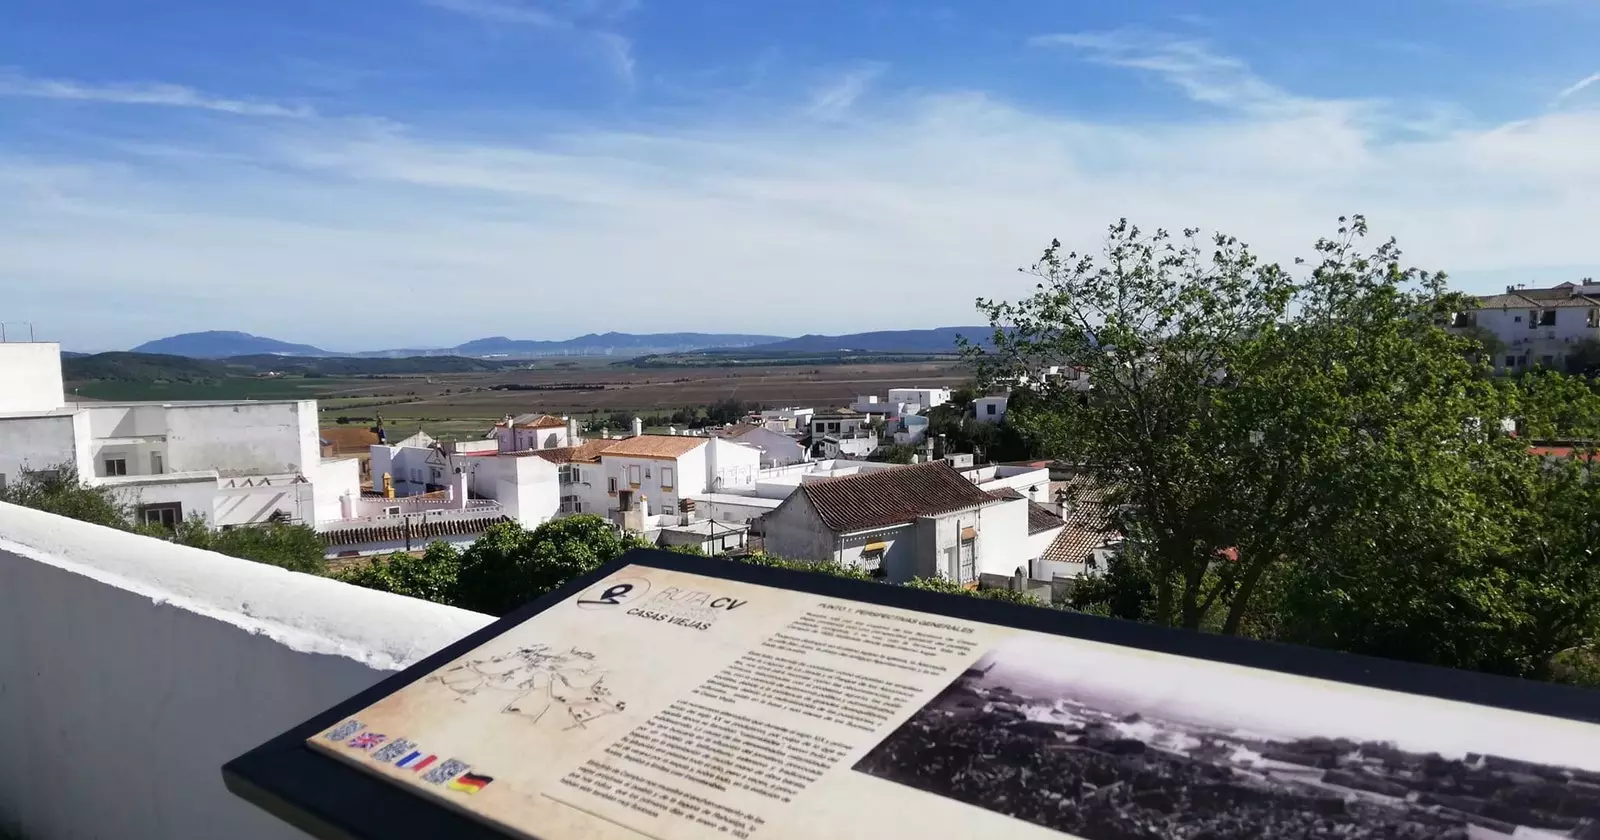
935,433 -> 947,460
632,416 -> 643,438
452,471 -> 470,510
339,492 -> 354,520
668,426 -> 677,436
924,436 -> 935,462
602,428 -> 610,439
567,417 -> 579,442
1056,488 -> 1074,520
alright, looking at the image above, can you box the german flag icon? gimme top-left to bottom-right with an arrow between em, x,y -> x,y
448,772 -> 494,795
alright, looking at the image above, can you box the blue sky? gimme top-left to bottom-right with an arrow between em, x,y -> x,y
2,0 -> 1597,352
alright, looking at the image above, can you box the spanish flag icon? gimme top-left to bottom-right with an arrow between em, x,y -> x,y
448,772 -> 494,794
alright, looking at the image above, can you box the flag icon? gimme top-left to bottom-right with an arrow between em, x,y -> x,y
396,752 -> 436,772
347,732 -> 386,750
449,773 -> 494,795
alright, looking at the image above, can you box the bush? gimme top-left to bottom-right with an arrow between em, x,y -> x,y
333,542 -> 462,603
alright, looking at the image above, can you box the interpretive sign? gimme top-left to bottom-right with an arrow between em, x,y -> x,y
225,549 -> 1600,840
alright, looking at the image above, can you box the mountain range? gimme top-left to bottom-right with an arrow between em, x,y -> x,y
124,327 -> 990,359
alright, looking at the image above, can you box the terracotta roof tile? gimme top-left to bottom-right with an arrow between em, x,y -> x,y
1026,501 -> 1064,535
321,514 -> 509,547
320,427 -> 380,452
497,413 -> 567,429
799,461 -> 998,533
600,434 -> 708,459
1039,474 -> 1120,566
534,439 -> 623,464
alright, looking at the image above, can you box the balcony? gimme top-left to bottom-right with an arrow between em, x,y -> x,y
0,501 -> 492,840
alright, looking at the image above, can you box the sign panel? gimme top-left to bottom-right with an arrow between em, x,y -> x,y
297,562 -> 1600,840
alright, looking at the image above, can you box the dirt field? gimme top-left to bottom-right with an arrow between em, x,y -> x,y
316,361 -> 970,439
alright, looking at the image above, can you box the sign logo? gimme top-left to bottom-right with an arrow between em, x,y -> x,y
576,576 -> 651,609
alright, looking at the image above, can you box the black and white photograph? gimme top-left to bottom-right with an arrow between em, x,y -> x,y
854,634 -> 1600,840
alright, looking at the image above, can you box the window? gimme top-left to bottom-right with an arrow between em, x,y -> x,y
1505,355 -> 1517,369
384,505 -> 401,516
560,495 -> 583,514
150,452 -> 163,475
430,467 -> 443,481
607,476 -> 618,494
0,474 -> 6,491
104,458 -> 127,476
138,502 -> 183,531
559,465 -> 580,483
661,466 -> 675,489
628,465 -> 642,485
1538,310 -> 1557,327
958,536 -> 976,583
1541,355 -> 1555,367
1514,315 -> 1523,323
1451,312 -> 1476,327
1589,308 -> 1599,328
985,403 -> 997,415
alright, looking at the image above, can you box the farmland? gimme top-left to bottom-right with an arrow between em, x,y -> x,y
62,354 -> 971,442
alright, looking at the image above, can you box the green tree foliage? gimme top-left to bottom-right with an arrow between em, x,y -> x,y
905,575 -> 1048,606
0,463 -> 133,529
333,542 -> 463,603
968,215 -> 1600,684
452,516 -> 651,616
170,514 -> 327,574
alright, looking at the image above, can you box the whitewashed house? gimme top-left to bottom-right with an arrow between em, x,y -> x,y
0,341 -> 360,529
711,424 -> 807,467
973,395 -> 1009,423
887,386 -> 951,411
1446,281 -> 1600,373
761,460 -> 1034,584
492,413 -> 581,452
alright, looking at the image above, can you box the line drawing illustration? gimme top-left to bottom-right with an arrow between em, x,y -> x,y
427,644 -> 628,731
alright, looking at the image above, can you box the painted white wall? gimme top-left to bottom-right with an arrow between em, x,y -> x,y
104,474 -> 219,525
151,401 -> 319,475
214,476 -> 317,526
314,458 -> 362,524
496,425 -> 578,453
727,427 -> 807,467
976,496 -> 1032,578
707,437 -> 760,492
601,444 -> 709,520
0,502 -> 492,840
0,342 -> 66,413
888,387 -> 950,410
0,413 -> 79,488
974,396 -> 1009,423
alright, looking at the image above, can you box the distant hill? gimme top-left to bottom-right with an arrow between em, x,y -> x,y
433,332 -> 786,358
63,352 -> 232,383
749,327 -> 996,354
132,331 -> 328,358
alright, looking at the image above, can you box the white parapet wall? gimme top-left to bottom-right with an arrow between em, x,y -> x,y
0,502 -> 493,840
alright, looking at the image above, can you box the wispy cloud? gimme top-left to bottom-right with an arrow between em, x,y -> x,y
423,0 -> 638,83
1552,70 -> 1600,104
807,62 -> 886,119
1029,29 -> 1299,114
3,45 -> 1598,351
422,0 -> 561,26
0,71 -> 310,117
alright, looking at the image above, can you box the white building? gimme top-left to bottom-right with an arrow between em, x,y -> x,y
973,394 -> 1009,423
761,460 -> 1034,584
711,424 -> 808,467
1448,281 -> 1600,373
0,342 -> 360,529
756,407 -> 814,433
887,386 -> 951,411
491,413 -> 582,452
367,433 -> 562,529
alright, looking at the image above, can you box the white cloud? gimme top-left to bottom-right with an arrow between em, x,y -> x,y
0,71 -> 310,118
422,0 -> 562,26
1029,29 -> 1315,115
1552,70 -> 1600,104
3,42 -> 1598,351
806,63 -> 887,119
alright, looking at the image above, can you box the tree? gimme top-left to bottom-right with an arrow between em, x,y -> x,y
172,515 -> 327,574
452,516 -> 650,616
967,216 -> 1509,634
1566,337 -> 1600,377
333,542 -> 462,603
0,463 -> 134,530
905,576 -> 1048,606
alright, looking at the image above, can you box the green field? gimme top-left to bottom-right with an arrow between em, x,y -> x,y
71,377 -> 367,402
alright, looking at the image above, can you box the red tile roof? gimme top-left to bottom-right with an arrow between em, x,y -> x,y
600,434 -> 708,459
534,439 -> 623,464
1026,501 -> 1065,535
1038,474 -> 1120,566
799,461 -> 999,533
